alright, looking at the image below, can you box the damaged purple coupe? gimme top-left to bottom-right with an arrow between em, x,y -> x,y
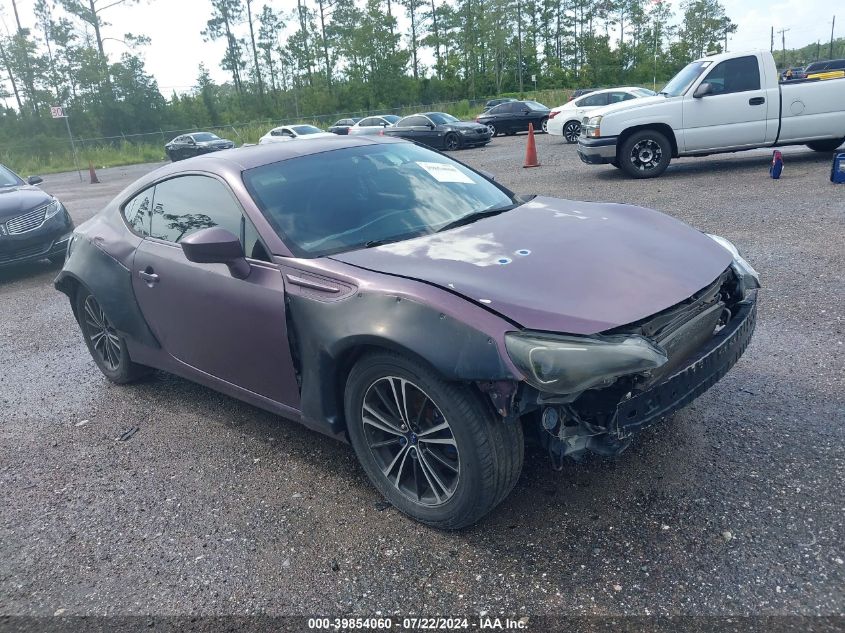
56,136 -> 758,529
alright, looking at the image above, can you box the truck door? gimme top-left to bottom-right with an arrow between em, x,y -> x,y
682,55 -> 769,152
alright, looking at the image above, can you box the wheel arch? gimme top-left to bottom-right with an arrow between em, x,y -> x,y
285,292 -> 517,439
617,123 -> 679,158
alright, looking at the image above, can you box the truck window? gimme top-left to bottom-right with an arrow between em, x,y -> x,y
704,55 -> 761,95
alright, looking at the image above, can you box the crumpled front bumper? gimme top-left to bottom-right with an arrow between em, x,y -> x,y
577,136 -> 618,165
614,291 -> 757,437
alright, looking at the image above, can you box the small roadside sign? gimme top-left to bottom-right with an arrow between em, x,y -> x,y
531,74 -> 536,82
50,106 -> 66,118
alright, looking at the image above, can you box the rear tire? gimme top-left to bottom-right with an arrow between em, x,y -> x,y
618,129 -> 672,179
806,138 -> 844,152
540,118 -> 549,133
344,350 -> 524,530
563,120 -> 581,143
75,288 -> 152,384
486,123 -> 497,137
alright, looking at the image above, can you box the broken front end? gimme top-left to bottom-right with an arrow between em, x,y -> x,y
502,261 -> 759,465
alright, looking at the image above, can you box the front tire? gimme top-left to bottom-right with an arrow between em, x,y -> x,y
806,138 -> 844,152
444,132 -> 461,151
618,129 -> 672,179
344,351 -> 524,530
75,289 -> 151,384
563,120 -> 581,143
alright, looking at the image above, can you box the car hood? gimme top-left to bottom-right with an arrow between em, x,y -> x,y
589,95 -> 670,118
446,121 -> 489,131
198,139 -> 234,148
331,197 -> 732,334
0,186 -> 52,221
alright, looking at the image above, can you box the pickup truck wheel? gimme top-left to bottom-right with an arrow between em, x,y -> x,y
344,350 -> 524,530
806,138 -> 845,152
619,130 -> 672,178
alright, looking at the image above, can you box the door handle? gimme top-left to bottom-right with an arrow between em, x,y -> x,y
138,270 -> 159,284
749,97 -> 765,105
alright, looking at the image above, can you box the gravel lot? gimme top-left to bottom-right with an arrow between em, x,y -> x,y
1,136 -> 843,622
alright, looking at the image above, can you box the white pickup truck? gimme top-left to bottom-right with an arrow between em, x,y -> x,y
577,50 -> 845,178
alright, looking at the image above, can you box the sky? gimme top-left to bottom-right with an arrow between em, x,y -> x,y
1,0 -> 840,97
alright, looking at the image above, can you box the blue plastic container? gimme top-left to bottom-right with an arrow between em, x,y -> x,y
831,152 -> 845,184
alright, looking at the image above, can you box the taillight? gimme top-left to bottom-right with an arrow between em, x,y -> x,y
548,111 -> 560,119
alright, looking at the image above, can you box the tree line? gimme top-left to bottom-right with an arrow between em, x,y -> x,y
2,0 -> 739,152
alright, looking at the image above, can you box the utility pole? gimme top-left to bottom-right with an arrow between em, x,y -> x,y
770,26 -> 774,52
831,16 -> 836,59
777,28 -> 790,67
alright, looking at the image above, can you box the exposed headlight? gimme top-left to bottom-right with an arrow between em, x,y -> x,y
458,128 -> 473,134
505,332 -> 667,395
706,234 -> 760,296
583,115 -> 603,138
44,198 -> 64,219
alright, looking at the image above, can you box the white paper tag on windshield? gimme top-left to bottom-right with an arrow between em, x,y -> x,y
417,162 -> 475,184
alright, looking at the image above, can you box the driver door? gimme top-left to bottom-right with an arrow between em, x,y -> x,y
682,55 -> 769,152
127,174 -> 300,408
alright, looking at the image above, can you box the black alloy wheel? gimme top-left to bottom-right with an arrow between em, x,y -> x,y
563,121 -> 581,143
344,351 -> 524,530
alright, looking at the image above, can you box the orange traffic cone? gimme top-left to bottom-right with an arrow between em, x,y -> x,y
523,122 -> 540,168
88,161 -> 100,184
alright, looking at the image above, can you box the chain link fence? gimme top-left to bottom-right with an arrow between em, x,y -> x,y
1,91 -> 572,174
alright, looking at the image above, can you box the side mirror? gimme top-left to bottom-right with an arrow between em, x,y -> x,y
477,169 -> 496,181
181,227 -> 251,279
428,123 -> 436,130
27,175 -> 43,186
693,82 -> 713,98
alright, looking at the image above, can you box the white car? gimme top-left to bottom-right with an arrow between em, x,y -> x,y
347,115 -> 401,136
258,124 -> 336,144
547,87 -> 656,143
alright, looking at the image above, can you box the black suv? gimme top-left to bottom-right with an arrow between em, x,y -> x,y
0,164 -> 73,268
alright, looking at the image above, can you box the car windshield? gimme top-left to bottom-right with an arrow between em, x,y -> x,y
243,143 -> 516,258
193,133 -> 220,142
428,113 -> 459,124
634,88 -> 657,96
0,164 -> 23,187
661,61 -> 711,96
293,125 -> 323,135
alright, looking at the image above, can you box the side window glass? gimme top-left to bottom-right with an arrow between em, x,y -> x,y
705,55 -> 760,94
360,118 -> 375,126
122,187 -> 154,236
150,176 -> 243,244
404,116 -> 427,126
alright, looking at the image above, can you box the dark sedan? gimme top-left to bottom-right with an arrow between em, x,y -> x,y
56,136 -> 758,529
483,97 -> 517,111
382,112 -> 492,150
328,117 -> 363,135
165,132 -> 235,161
0,164 -> 73,268
475,100 -> 551,136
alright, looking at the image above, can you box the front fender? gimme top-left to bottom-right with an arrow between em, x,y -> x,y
286,288 -> 518,437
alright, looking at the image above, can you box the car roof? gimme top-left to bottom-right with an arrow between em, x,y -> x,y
577,86 -> 648,96
157,135 -> 408,175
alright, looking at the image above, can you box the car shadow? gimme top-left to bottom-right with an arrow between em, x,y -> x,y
0,258 -> 63,286
591,149 -> 835,181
